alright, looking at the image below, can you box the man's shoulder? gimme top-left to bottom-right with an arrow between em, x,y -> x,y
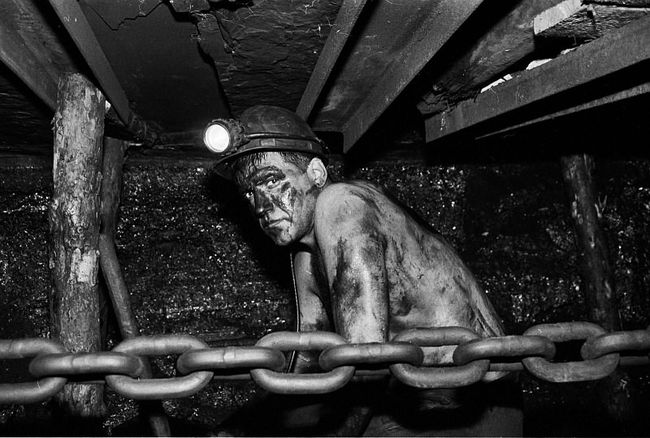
317,180 -> 383,207
314,181 -> 387,229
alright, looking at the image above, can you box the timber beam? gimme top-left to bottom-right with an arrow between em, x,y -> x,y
48,0 -> 159,144
535,0 -> 650,42
424,14 -> 650,144
417,0 -> 566,116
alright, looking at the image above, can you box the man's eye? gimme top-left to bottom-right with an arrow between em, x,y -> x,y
243,191 -> 253,200
266,177 -> 279,186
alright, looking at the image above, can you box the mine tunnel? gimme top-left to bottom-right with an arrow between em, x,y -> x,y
1,0 -> 650,436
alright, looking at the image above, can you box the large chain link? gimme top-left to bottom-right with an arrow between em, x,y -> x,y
0,322 -> 648,403
0,339 -> 67,404
389,327 -> 489,388
105,335 -> 214,400
250,331 -> 355,394
522,322 -> 620,382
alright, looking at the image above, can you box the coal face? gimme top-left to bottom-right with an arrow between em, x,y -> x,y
1,152 -> 649,435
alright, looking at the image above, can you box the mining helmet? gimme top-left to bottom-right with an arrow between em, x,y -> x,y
204,105 -> 327,178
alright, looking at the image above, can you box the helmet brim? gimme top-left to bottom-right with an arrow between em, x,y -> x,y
213,144 -> 328,181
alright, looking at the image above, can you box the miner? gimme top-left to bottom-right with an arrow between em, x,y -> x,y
204,105 -> 522,436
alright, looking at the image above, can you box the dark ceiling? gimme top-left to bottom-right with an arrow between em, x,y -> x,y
1,0 -> 649,157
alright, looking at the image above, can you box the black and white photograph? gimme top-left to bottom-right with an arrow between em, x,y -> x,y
0,0 -> 649,436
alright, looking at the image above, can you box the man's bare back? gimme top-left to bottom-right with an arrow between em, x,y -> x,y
295,179 -> 504,365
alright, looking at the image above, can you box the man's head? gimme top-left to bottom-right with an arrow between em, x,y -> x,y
206,105 -> 329,246
233,151 -> 328,246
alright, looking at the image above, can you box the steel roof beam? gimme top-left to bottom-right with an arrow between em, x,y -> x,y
48,0 -> 158,143
424,14 -> 650,144
0,0 -> 61,110
338,0 -> 485,152
296,0 -> 371,120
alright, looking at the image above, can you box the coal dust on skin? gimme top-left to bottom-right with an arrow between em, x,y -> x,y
234,152 -> 505,366
238,160 -> 316,247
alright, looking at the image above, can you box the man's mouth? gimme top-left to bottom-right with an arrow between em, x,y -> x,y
262,218 -> 286,229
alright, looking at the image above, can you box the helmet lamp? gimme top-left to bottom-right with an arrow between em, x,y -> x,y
203,122 -> 231,153
203,117 -> 326,158
203,118 -> 247,155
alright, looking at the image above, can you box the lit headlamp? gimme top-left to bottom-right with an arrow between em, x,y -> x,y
202,118 -> 326,157
203,118 -> 247,155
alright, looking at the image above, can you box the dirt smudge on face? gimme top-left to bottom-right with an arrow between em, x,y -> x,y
276,182 -> 297,220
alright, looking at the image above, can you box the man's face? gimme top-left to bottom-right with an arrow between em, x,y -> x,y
235,152 -> 318,246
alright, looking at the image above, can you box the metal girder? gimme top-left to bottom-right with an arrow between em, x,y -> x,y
311,0 -> 485,152
296,0 -> 370,120
425,14 -> 650,144
475,82 -> 650,141
48,0 -> 158,142
49,0 -> 129,123
0,0 -> 62,110
0,26 -> 57,110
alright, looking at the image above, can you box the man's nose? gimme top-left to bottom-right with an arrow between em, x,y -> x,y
253,190 -> 272,216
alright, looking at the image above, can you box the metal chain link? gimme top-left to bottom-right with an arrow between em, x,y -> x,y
453,335 -> 556,374
522,322 -> 620,382
30,352 -> 145,378
105,335 -> 214,400
389,327 -> 489,388
0,322 -> 648,403
0,339 -> 68,404
250,331 -> 355,394
319,341 -> 424,371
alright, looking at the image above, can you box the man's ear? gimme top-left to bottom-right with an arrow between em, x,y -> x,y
306,158 -> 328,188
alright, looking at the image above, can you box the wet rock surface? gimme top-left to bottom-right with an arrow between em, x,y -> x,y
0,153 -> 649,435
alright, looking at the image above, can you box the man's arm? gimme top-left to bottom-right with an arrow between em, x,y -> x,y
286,249 -> 377,436
311,184 -> 391,436
292,249 -> 331,373
315,184 -> 390,344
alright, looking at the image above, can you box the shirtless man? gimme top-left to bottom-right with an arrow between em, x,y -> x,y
204,105 -> 521,436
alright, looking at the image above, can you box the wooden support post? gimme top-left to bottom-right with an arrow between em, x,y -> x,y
49,73 -> 106,421
560,154 -> 618,330
99,137 -> 171,436
100,137 -> 127,239
560,154 -> 634,425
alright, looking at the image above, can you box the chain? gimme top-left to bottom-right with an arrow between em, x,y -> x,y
0,322 -> 648,403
